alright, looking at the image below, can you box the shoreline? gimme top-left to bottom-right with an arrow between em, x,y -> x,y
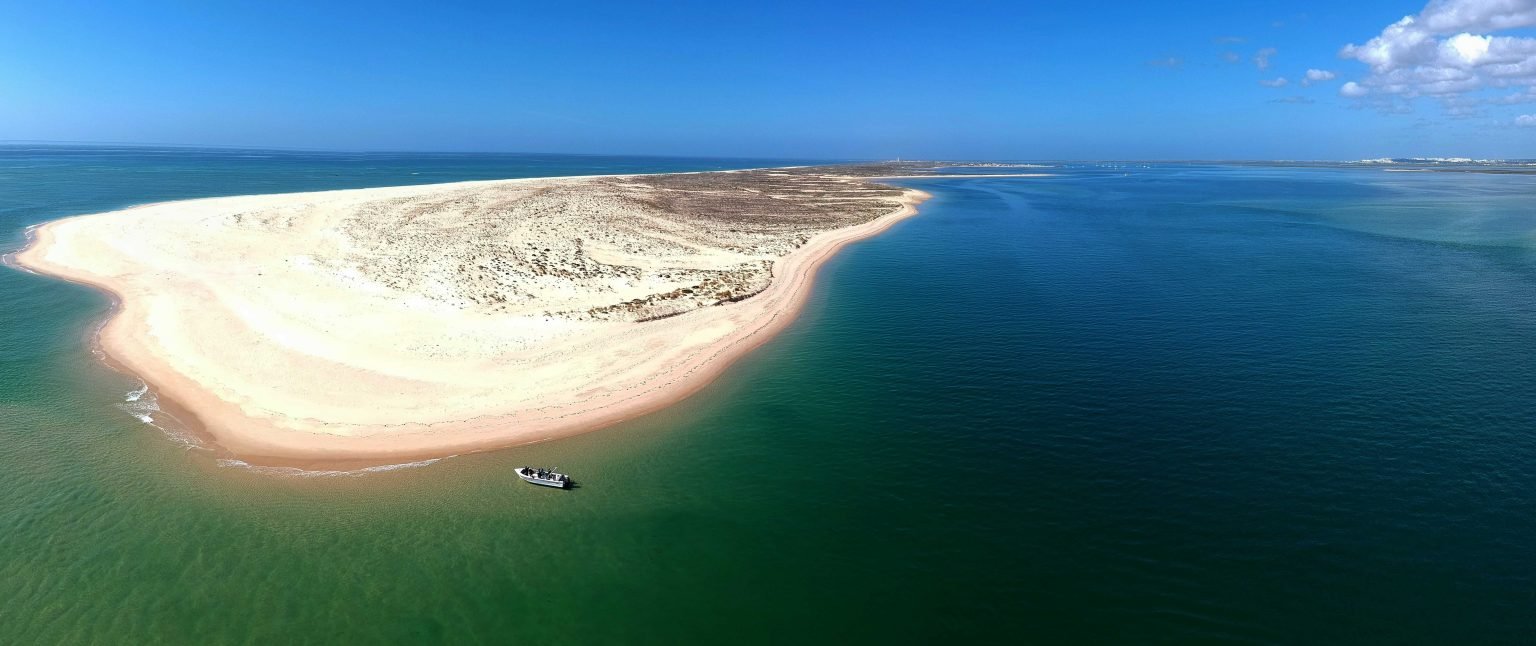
871,173 -> 1053,179
11,170 -> 930,468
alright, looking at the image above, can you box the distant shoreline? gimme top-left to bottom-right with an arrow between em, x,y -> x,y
872,173 -> 1053,179
11,167 -> 933,469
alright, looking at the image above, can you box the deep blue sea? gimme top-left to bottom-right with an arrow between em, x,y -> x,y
3,147 -> 1536,643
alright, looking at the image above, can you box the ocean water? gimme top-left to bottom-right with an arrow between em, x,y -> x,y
4,148 -> 1536,643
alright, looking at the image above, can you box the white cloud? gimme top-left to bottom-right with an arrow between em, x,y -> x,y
1517,113 -> 1536,125
1417,0 -> 1536,32
1223,52 -> 1241,63
1146,56 -> 1183,68
1340,81 -> 1370,97
1300,69 -> 1338,87
1339,0 -> 1536,109
1260,77 -> 1290,87
1494,86 -> 1536,103
1255,47 -> 1278,69
1444,32 -> 1492,64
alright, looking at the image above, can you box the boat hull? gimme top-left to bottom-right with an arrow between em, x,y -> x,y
517,471 -> 570,488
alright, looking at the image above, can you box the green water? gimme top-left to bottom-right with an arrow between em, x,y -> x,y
6,149 -> 1536,643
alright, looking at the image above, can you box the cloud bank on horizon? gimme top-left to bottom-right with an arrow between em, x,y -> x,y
1339,0 -> 1536,124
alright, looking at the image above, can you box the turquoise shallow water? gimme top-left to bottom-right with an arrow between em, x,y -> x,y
4,148 -> 1536,643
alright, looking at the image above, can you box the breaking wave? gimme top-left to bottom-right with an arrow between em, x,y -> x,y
115,381 -> 448,476
115,381 -> 204,449
117,381 -> 159,423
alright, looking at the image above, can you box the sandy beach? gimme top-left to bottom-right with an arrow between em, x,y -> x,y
14,166 -> 930,466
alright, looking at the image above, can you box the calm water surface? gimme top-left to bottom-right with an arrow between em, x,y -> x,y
2,148 -> 1535,643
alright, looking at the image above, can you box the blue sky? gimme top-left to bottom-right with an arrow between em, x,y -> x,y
3,0 -> 1534,159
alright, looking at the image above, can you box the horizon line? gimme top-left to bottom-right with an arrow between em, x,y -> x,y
2,139 -> 1531,165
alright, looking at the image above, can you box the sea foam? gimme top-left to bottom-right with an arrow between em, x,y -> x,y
117,381 -> 158,423
215,457 -> 446,477
117,381 -> 446,475
115,381 -> 204,449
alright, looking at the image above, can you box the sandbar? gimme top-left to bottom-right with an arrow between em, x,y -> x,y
13,165 -> 933,466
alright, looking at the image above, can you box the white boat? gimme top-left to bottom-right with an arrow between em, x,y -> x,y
516,466 -> 571,488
